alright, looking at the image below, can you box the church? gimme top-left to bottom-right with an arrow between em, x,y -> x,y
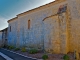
6,0 -> 80,54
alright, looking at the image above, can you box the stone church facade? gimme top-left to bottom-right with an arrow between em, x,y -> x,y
7,0 -> 80,54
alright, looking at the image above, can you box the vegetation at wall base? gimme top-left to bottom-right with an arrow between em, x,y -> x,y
8,46 -> 15,50
63,54 -> 70,60
21,47 -> 26,52
29,49 -> 38,54
42,54 -> 48,60
14,48 -> 20,51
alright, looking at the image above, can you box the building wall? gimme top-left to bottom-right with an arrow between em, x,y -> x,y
67,0 -> 80,53
0,28 -> 8,47
8,19 -> 18,47
8,0 -> 67,54
44,15 -> 60,53
7,0 -> 80,54
0,32 -> 2,46
17,1 -> 67,52
0,32 -> 2,40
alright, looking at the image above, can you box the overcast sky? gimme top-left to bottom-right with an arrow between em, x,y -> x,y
0,0 -> 55,30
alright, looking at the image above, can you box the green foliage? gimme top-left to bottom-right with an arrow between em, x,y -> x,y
42,54 -> 48,60
21,47 -> 26,52
8,46 -> 15,50
29,49 -> 38,54
14,48 -> 20,51
63,54 -> 70,60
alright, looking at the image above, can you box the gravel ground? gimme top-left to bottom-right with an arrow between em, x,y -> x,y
3,48 -> 77,60
14,50 -> 76,60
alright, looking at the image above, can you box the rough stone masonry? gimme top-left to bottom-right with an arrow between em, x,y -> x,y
6,0 -> 80,54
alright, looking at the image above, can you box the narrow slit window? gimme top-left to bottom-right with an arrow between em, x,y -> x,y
28,20 -> 30,29
10,26 -> 11,32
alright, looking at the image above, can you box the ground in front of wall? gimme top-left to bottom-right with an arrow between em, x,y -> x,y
1,46 -> 77,60
13,50 -> 75,60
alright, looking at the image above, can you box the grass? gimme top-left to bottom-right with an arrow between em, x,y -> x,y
14,48 -> 20,51
29,49 -> 38,54
63,54 -> 70,60
8,46 -> 15,50
42,54 -> 48,60
21,47 -> 26,52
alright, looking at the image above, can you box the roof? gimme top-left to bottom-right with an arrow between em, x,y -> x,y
8,17 -> 18,23
17,0 -> 57,16
0,27 -> 8,32
8,0 -> 65,23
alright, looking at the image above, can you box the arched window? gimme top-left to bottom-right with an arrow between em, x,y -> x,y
28,20 -> 30,29
10,26 -> 11,32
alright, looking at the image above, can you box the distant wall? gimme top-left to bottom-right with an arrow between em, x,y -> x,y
0,32 -> 2,40
0,32 -> 2,46
8,19 -> 18,47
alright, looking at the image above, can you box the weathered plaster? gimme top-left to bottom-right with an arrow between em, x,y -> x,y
0,32 -> 2,40
0,31 -> 2,46
7,0 -> 80,54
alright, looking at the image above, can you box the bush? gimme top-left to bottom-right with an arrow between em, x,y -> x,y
14,48 -> 20,51
42,54 -> 48,60
21,47 -> 26,52
9,46 -> 14,50
63,54 -> 70,60
29,49 -> 38,54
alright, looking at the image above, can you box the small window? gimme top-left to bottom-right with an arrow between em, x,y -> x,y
28,20 -> 30,29
10,26 -> 11,32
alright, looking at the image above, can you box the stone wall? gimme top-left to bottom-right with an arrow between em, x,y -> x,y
17,1 -> 67,52
67,0 -> 80,53
8,18 -> 18,47
44,15 -> 60,53
8,0 -> 67,54
0,32 -> 2,40
0,32 -> 2,46
8,0 -> 80,54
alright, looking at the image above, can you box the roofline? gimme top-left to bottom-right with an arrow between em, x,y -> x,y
0,27 -> 8,32
8,17 -> 18,23
17,0 -> 66,17
17,0 -> 65,17
8,0 -> 66,23
17,1 -> 56,16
